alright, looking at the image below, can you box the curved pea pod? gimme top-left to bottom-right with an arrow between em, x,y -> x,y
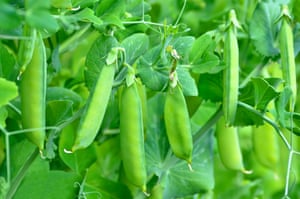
164,84 -> 193,164
120,81 -> 147,192
223,9 -> 240,126
216,116 -> 245,172
252,122 -> 279,169
279,5 -> 297,106
72,64 -> 115,151
20,32 -> 46,150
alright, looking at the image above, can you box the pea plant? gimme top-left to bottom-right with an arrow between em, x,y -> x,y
1,0 -> 300,198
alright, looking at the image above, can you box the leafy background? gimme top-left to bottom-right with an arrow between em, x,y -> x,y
1,0 -> 300,198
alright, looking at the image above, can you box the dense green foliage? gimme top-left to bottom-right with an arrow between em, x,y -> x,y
1,0 -> 300,198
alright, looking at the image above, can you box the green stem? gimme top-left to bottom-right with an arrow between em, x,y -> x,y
238,101 -> 291,149
6,148 -> 39,199
193,105 -> 222,143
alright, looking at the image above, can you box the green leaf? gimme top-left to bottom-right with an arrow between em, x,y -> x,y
0,77 -> 18,107
0,2 -> 22,30
137,45 -> 169,91
294,23 -> 300,56
0,43 -> 18,80
58,120 -> 97,174
93,136 -> 121,181
234,103 -> 264,126
169,36 -> 195,61
46,100 -> 73,126
14,170 -> 80,199
145,94 -> 214,198
249,2 -> 280,57
177,67 -> 198,96
96,0 -> 125,17
26,10 -> 59,33
84,168 -> 133,199
121,33 -> 149,65
190,34 -> 213,62
198,72 -> 223,102
275,87 -> 292,127
252,77 -> 280,111
85,35 -> 119,91
46,87 -> 82,109
75,8 -> 103,25
51,0 -> 72,8
0,107 -> 8,128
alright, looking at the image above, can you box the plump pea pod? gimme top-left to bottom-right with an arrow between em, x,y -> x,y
223,9 -> 240,126
279,5 -> 297,107
216,116 -> 245,171
252,122 -> 279,169
120,81 -> 147,192
17,25 -> 37,77
164,83 -> 193,164
20,32 -> 46,150
72,63 -> 115,151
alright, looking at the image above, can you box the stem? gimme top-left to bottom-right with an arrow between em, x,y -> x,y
6,148 -> 39,199
238,101 -> 291,150
240,57 -> 269,88
284,150 -> 293,197
0,126 -> 11,186
174,0 -> 187,26
193,105 -> 223,143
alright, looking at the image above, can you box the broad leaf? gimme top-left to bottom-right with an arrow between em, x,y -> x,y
58,120 -> 97,174
85,35 -> 119,91
0,42 -> 18,80
0,77 -> 18,107
46,100 -> 73,126
0,107 -> 8,128
249,2 -> 280,57
145,93 -> 214,198
121,33 -> 149,65
46,87 -> 82,109
252,77 -> 280,111
177,67 -> 198,96
198,72 -> 223,102
14,170 -> 80,199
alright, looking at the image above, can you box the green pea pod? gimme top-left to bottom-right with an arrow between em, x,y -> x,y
20,32 -> 46,150
223,9 -> 240,126
164,84 -> 193,164
72,64 -> 115,151
216,116 -> 245,171
120,81 -> 147,192
0,134 -> 5,166
279,5 -> 297,107
252,122 -> 279,169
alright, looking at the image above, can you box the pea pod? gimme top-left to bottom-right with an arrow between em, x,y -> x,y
216,116 -> 245,171
20,32 -> 46,150
164,82 -> 193,164
252,122 -> 279,169
279,5 -> 297,107
120,81 -> 147,192
223,9 -> 240,126
72,63 -> 115,151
